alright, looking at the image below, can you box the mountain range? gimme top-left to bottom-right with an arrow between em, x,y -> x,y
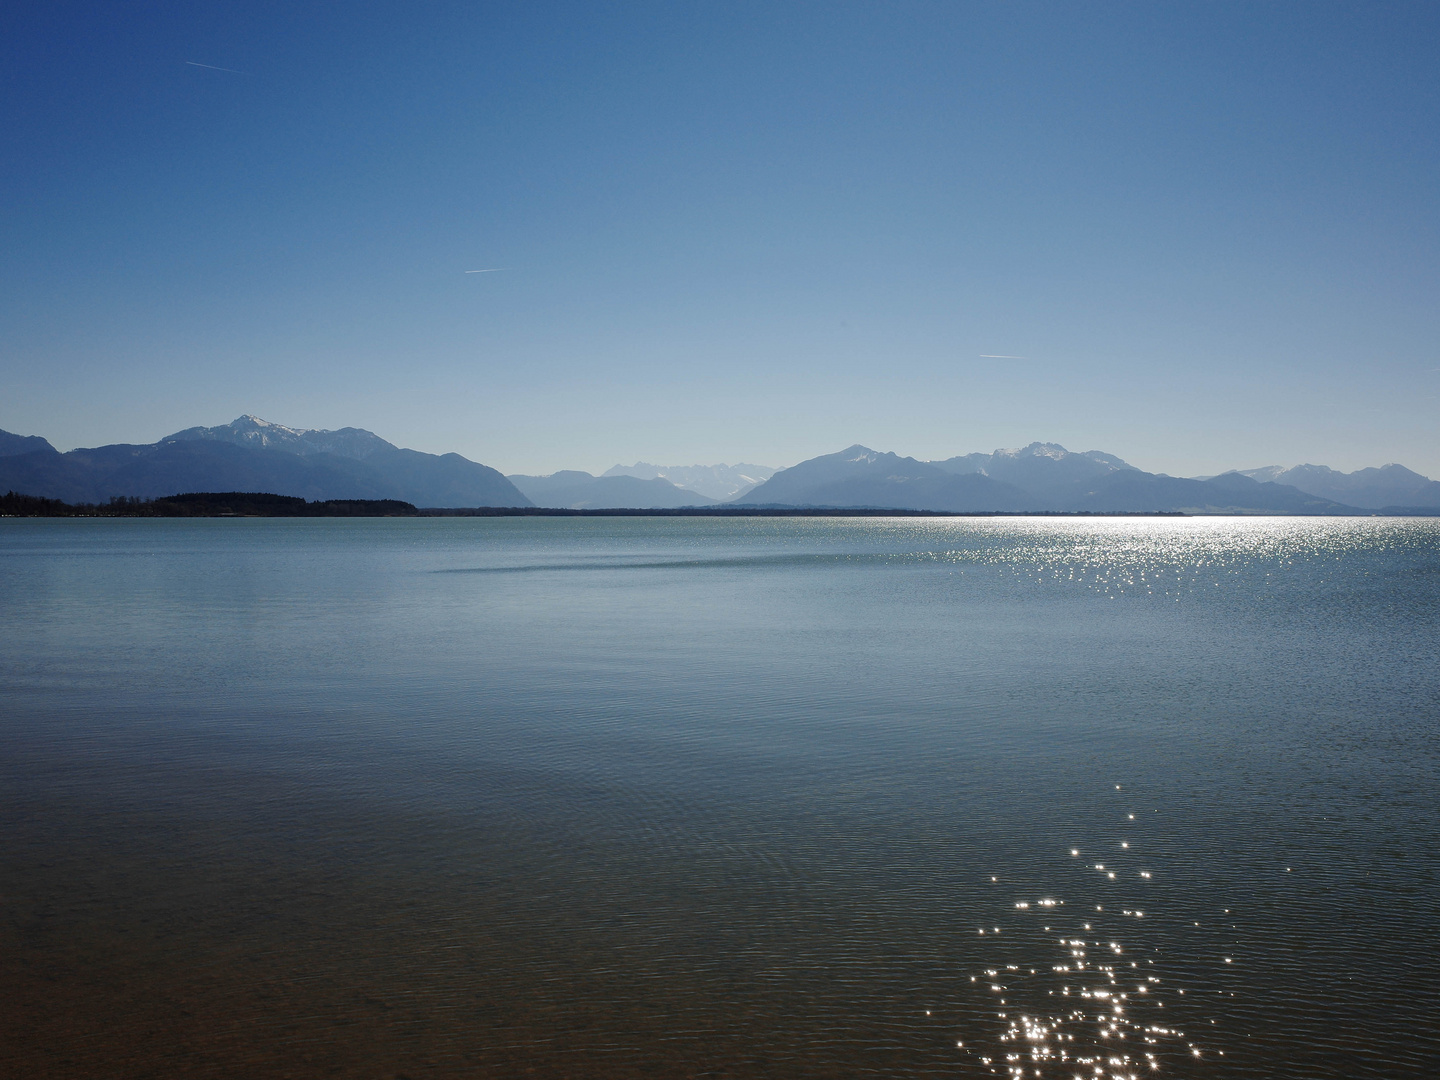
600,462 -> 777,501
733,444 -> 1359,514
0,416 -> 529,507
507,471 -> 717,509
1234,463 -> 1440,510
3,417 -> 1437,514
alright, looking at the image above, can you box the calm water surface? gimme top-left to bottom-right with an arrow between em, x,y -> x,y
1,516 -> 1436,1078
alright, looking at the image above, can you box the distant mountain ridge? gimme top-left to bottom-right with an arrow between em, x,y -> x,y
0,416 -> 529,508
508,470 -> 717,509
929,442 -> 1139,506
0,430 -> 57,457
1236,463 -> 1440,510
167,415 -> 395,460
737,442 -> 1364,514
4,418 -> 1438,513
732,445 -> 1032,511
601,461 -> 777,501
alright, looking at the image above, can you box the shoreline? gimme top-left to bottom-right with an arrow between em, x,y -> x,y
9,491 -> 1437,518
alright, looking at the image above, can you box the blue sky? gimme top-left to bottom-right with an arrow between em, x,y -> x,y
3,1 -> 1437,476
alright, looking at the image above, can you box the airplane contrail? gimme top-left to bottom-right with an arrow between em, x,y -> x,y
465,268 -> 504,274
185,61 -> 249,75
979,354 -> 1028,359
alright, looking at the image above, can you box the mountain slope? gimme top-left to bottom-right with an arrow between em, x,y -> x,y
509,471 -> 717,509
931,442 -> 1138,505
0,420 -> 530,507
601,462 -> 777,501
167,415 -> 395,460
0,430 -> 57,458
1239,463 -> 1440,510
736,444 -> 1360,513
733,445 -> 1032,511
0,441 -> 373,503
1066,470 -> 1355,513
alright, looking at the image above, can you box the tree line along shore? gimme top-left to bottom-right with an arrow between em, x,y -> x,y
3,490 -> 1191,518
1,491 -> 420,517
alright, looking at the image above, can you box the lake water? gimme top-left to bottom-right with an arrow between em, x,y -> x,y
1,516 -> 1436,1078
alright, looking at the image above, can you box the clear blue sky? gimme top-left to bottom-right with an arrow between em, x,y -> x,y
3,1 -> 1437,476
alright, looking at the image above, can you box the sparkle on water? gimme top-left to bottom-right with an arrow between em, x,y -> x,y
962,786 -> 1237,1078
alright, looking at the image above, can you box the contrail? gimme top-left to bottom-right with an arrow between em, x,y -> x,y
185,61 -> 250,75
979,354 -> 1028,359
465,268 -> 504,274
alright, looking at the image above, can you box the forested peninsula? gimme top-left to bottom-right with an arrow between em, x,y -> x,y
1,491 -> 420,517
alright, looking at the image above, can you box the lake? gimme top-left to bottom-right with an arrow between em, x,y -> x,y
1,516 -> 1436,1078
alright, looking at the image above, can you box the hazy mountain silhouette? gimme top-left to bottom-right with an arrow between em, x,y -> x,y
601,462 -> 777,501
1237,463 -> 1440,510
0,430 -> 57,457
738,444 -> 1361,513
732,445 -> 1032,511
0,417 -> 529,507
1064,470 -> 1353,514
167,415 -> 395,460
509,471 -> 717,509
6,419 -> 1435,513
931,442 -> 1138,504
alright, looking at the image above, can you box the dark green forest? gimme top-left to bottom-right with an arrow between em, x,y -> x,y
1,491 -> 419,517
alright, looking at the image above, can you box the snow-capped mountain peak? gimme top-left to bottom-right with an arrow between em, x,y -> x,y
165,415 -> 397,461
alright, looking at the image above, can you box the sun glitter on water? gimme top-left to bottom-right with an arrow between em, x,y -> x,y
955,789 -> 1239,1078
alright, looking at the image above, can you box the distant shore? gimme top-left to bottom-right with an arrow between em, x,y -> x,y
420,505 -> 1190,518
10,491 -> 1440,518
0,491 -> 419,518
4,491 -> 1191,518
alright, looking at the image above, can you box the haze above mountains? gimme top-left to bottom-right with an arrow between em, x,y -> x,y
2,416 -> 1438,515
507,462 -> 779,509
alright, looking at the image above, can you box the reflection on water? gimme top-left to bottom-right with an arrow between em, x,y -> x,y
965,788 -> 1242,1078
1,516 -> 1437,1078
